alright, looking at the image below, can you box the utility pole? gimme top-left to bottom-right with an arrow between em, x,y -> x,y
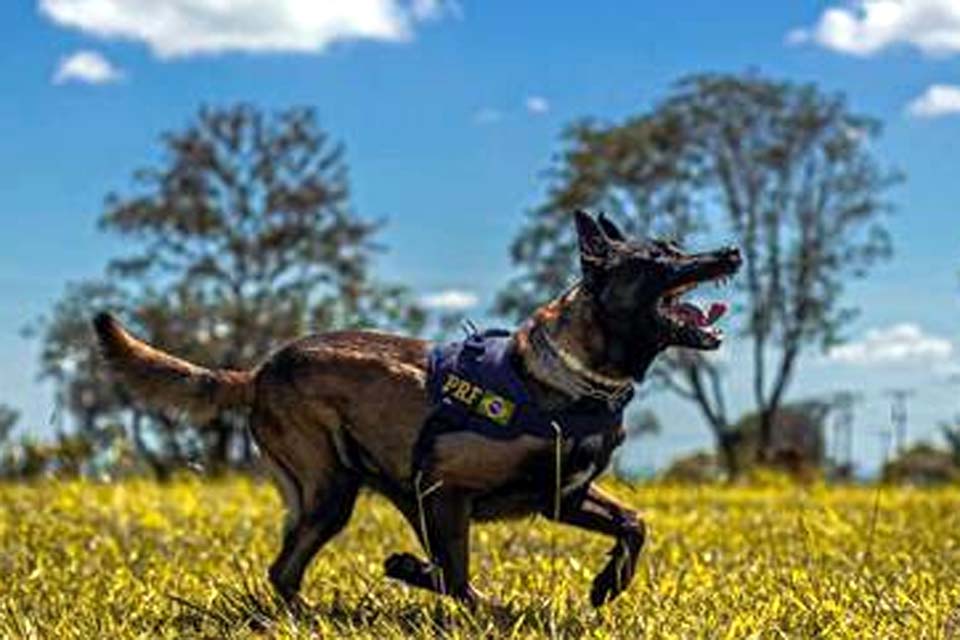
828,391 -> 860,475
884,388 -> 915,455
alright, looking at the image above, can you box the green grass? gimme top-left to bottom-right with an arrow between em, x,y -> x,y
1,477 -> 959,638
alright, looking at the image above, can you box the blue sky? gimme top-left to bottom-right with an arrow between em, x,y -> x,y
1,1 -> 958,473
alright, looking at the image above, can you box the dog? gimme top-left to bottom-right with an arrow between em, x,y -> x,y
92,210 -> 741,608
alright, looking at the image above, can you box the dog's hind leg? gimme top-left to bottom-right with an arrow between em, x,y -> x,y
260,451 -> 302,541
545,483 -> 646,607
252,411 -> 361,606
267,472 -> 360,606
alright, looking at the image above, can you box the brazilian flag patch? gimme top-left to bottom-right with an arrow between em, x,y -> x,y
475,391 -> 515,426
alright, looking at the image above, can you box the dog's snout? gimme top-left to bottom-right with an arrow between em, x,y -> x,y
722,246 -> 743,268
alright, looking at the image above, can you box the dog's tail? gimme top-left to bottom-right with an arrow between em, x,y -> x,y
92,312 -> 255,423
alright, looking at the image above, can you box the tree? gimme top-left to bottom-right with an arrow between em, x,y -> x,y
498,72 -> 898,472
882,442 -> 959,486
33,104 -> 425,475
0,404 -> 18,445
27,281 -> 185,478
942,420 -> 960,467
730,400 -> 829,473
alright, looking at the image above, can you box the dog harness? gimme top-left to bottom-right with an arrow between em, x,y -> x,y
413,328 -> 634,472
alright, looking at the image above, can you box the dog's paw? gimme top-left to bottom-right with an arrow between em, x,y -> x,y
589,561 -> 618,608
383,553 -> 429,581
384,552 -> 433,586
589,539 -> 638,608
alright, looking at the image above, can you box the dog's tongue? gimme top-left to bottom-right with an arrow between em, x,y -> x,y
704,301 -> 727,326
677,301 -> 728,327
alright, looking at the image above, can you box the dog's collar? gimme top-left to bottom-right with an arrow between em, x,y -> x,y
538,327 -> 632,389
526,323 -> 633,407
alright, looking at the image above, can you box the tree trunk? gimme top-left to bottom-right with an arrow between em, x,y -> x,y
755,346 -> 799,464
130,410 -> 172,482
206,416 -> 232,475
756,409 -> 775,464
717,429 -> 742,480
241,427 -> 255,468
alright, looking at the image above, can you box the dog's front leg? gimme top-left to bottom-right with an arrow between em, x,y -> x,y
547,483 -> 647,607
386,487 -> 480,606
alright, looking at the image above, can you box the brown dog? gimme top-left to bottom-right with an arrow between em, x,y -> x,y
93,210 -> 741,608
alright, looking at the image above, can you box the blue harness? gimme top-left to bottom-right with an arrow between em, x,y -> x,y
419,329 -> 633,456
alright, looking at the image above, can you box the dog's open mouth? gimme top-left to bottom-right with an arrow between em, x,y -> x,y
658,276 -> 732,349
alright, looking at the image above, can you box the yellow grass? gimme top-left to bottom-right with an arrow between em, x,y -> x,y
1,477 -> 958,638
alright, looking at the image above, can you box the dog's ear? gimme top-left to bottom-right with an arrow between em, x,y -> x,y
575,210 -> 611,259
597,212 -> 626,243
574,210 -> 612,290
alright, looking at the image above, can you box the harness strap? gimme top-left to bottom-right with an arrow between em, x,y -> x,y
412,470 -> 445,595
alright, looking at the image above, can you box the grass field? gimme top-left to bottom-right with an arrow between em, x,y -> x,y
0,477 -> 958,638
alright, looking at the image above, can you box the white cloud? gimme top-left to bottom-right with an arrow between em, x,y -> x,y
827,323 -> 954,365
420,289 -> 479,311
39,0 -> 452,59
53,50 -> 122,85
906,84 -> 960,117
788,0 -> 960,57
473,107 -> 503,125
525,95 -> 550,115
